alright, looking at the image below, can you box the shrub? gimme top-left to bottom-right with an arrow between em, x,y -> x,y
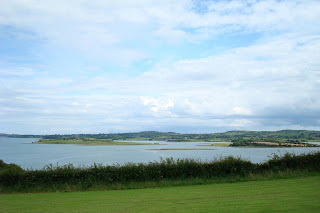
1,151 -> 319,192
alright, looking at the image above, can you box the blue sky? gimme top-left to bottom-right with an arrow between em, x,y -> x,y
1,0 -> 320,134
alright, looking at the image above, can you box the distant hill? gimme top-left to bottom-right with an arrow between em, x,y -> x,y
3,130 -> 320,142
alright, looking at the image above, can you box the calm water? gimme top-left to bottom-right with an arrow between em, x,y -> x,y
1,137 -> 320,170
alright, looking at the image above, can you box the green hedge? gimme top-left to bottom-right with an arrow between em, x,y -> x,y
1,152 -> 319,192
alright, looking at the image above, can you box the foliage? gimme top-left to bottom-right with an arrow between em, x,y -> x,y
1,152 -> 320,193
230,139 -> 251,146
0,160 -> 24,176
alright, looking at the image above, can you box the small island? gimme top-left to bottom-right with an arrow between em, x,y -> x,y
34,138 -> 155,146
230,139 -> 319,147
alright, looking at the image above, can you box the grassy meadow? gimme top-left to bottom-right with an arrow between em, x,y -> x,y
1,175 -> 319,212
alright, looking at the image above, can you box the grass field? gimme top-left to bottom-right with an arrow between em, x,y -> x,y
1,175 -> 319,212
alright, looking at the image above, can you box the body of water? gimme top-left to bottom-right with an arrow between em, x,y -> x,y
1,137 -> 320,170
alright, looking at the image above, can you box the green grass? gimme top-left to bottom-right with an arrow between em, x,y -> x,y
1,175 -> 319,212
34,139 -> 155,145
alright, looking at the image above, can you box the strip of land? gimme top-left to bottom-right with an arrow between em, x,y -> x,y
231,141 -> 319,147
147,148 -> 215,150
34,139 -> 318,147
252,141 -> 310,147
1,175 -> 319,213
5,130 -> 320,144
8,130 -> 317,147
198,143 -> 231,147
34,139 -> 155,146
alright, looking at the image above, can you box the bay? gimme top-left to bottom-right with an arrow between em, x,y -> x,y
1,137 -> 320,170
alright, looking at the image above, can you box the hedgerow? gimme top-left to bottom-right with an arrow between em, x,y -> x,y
1,152 -> 319,192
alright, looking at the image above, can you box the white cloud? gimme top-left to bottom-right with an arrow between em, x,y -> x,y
2,33 -> 319,133
230,119 -> 254,127
232,107 -> 251,115
140,96 -> 175,117
1,1 -> 320,133
1,1 -> 320,53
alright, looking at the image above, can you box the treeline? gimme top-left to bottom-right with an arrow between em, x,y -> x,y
4,130 -> 320,142
230,139 -> 319,147
1,152 -> 320,193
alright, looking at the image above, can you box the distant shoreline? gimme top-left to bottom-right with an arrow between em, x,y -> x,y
34,139 -> 156,146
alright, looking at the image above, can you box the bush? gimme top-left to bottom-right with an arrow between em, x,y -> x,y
1,151 -> 319,192
0,160 -> 24,175
259,152 -> 320,172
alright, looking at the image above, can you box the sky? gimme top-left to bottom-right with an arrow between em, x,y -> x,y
0,0 -> 320,134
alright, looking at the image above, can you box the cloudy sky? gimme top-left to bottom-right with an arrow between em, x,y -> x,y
0,0 -> 320,134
